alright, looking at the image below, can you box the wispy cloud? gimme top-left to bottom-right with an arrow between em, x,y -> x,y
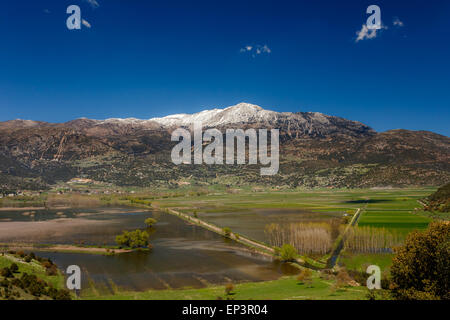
355,23 -> 387,43
240,44 -> 271,57
82,19 -> 91,28
393,17 -> 404,27
84,0 -> 100,8
43,9 -> 50,14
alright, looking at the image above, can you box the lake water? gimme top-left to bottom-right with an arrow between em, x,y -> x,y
199,208 -> 344,243
0,207 -> 299,293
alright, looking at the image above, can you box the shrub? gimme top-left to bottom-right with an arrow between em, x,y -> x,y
225,283 -> 235,295
9,263 -> 19,273
144,218 -> 157,227
335,268 -> 353,287
280,244 -> 297,261
0,267 -> 13,278
115,229 -> 150,248
45,265 -> 58,276
223,227 -> 232,237
297,268 -> 313,284
390,222 -> 449,300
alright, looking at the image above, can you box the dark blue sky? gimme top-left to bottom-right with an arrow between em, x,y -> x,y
0,0 -> 449,135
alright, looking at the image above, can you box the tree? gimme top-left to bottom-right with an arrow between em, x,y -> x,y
297,268 -> 313,285
9,263 -> 19,273
390,222 -> 449,300
223,227 -> 232,237
224,283 -> 235,300
115,230 -> 150,249
280,244 -> 297,261
144,218 -> 157,227
0,267 -> 13,278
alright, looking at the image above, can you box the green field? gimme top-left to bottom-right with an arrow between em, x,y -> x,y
82,273 -> 368,300
150,187 -> 435,214
1,186 -> 443,300
358,211 -> 430,234
338,253 -> 394,273
0,254 -> 65,289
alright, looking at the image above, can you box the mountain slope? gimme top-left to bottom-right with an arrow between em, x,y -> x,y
425,183 -> 450,212
0,103 -> 448,190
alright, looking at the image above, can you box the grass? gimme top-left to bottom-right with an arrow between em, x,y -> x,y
1,186 -> 443,300
82,274 -> 368,300
338,252 -> 394,273
0,254 -> 65,289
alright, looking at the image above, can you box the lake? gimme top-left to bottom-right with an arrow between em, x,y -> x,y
0,207 -> 299,293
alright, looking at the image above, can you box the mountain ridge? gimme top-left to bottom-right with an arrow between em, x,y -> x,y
0,103 -> 448,191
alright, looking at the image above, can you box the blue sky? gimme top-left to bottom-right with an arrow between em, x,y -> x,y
0,0 -> 449,135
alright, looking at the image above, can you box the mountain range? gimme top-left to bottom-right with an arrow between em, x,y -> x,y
0,103 -> 449,191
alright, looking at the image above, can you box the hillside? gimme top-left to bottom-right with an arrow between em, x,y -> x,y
426,183 -> 450,212
0,103 -> 449,190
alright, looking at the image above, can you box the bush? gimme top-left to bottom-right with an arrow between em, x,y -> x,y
223,227 -> 232,237
225,283 -> 235,295
0,267 -> 13,278
336,268 -> 352,287
296,268 -> 313,285
144,218 -> 157,227
115,229 -> 150,248
390,222 -> 449,300
280,244 -> 297,261
9,263 -> 19,273
224,283 -> 235,300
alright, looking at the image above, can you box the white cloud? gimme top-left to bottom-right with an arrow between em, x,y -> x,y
82,19 -> 91,28
240,46 -> 253,53
43,9 -> 50,14
84,0 -> 100,8
240,44 -> 271,57
393,17 -> 404,27
355,23 -> 387,43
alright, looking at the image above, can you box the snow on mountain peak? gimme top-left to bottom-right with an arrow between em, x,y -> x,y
149,102 -> 277,127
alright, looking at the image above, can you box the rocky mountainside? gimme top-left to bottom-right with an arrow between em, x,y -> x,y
425,183 -> 450,212
0,103 -> 449,190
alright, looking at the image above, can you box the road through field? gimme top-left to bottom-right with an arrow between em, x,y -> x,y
327,208 -> 362,268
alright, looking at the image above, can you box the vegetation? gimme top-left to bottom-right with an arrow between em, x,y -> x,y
222,227 -> 232,237
0,252 -> 70,300
344,226 -> 403,253
144,218 -> 157,227
390,222 -> 449,300
115,230 -> 150,249
296,268 -> 313,285
224,283 -> 235,300
1,187 -> 447,300
425,183 -> 450,213
82,274 -> 368,300
279,244 -> 297,262
266,222 -> 335,255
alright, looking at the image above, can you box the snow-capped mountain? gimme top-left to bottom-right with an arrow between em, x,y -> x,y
0,102 -> 448,190
149,103 -> 279,127
0,102 -> 375,138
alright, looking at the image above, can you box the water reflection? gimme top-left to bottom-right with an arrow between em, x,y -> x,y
0,207 -> 299,293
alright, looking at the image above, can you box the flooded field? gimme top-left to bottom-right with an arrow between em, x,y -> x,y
0,207 -> 299,293
199,208 -> 344,242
